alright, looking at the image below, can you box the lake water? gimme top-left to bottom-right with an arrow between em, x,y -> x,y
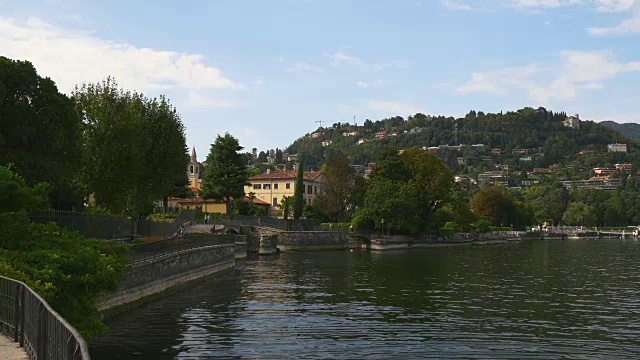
91,239 -> 640,359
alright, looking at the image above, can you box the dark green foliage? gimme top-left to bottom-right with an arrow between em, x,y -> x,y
232,199 -> 267,216
523,182 -> 569,225
280,196 -> 294,220
0,212 -> 129,338
470,187 -> 533,228
562,202 -> 597,226
0,167 -> 128,338
73,78 -> 188,221
471,187 -> 510,226
0,57 -> 83,209
285,107 -> 631,173
353,147 -> 454,234
200,133 -> 248,215
294,158 -> 305,220
314,155 -> 367,222
600,121 -> 640,139
0,164 -> 48,212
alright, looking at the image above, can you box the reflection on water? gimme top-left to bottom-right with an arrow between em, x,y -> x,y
91,239 -> 640,359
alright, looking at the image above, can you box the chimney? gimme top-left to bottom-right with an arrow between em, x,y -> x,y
266,168 -> 271,174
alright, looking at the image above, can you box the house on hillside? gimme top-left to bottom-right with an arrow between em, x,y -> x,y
321,139 -> 333,147
615,163 -> 633,172
593,167 -> 617,176
245,170 -> 326,214
478,171 -> 508,186
563,114 -> 581,129
608,143 -> 627,153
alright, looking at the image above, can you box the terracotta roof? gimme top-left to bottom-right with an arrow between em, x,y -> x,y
248,170 -> 324,181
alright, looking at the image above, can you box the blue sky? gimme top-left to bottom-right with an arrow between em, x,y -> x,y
2,0 -> 640,157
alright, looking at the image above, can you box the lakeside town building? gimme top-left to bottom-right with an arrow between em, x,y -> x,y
245,170 -> 326,214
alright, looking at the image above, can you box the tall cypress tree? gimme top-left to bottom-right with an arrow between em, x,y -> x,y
200,133 -> 248,216
293,158 -> 305,220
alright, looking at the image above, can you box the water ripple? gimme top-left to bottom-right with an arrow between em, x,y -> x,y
92,239 -> 640,359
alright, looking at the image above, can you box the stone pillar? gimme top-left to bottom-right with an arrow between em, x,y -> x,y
258,234 -> 278,255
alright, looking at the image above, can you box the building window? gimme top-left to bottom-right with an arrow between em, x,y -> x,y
307,185 -> 312,194
286,183 -> 291,189
274,183 -> 279,190
264,184 -> 271,190
189,165 -> 194,174
195,166 -> 198,174
314,186 -> 317,194
273,197 -> 278,207
253,184 -> 262,190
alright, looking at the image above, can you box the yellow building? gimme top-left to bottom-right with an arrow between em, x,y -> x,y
245,170 -> 326,210
169,196 -> 270,214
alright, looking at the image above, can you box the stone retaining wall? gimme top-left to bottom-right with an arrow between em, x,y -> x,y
98,234 -> 238,312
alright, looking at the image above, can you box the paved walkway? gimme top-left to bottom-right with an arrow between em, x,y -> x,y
0,333 -> 27,360
184,224 -> 217,234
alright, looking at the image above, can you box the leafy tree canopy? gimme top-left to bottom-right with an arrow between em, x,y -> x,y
200,133 -> 248,215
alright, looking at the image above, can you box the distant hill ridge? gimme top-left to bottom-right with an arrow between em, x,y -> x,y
599,121 -> 640,140
286,107 -> 636,171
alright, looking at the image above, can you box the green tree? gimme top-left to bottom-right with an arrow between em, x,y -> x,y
200,133 -> 248,215
280,196 -> 295,220
73,78 -> 188,228
523,182 -> 569,225
143,96 -> 189,212
294,158 -> 305,220
353,147 -> 454,234
0,165 -> 48,213
0,166 -> 128,338
315,154 -> 366,222
470,187 -> 510,226
0,57 -> 83,209
562,202 -> 596,226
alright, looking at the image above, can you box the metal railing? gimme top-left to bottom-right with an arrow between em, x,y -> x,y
0,276 -> 90,360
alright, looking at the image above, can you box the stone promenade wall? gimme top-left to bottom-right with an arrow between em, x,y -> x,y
277,231 -> 348,251
98,234 -> 238,311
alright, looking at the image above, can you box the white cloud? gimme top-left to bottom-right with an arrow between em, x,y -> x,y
253,77 -> 265,86
356,81 -> 369,88
458,50 -> 640,104
447,0 -> 640,35
0,17 -> 244,95
510,0 -> 582,9
330,51 -> 363,66
371,60 -> 411,71
324,50 -> 409,71
510,0 -> 636,11
185,91 -> 238,109
589,15 -> 640,35
442,0 -> 491,11
457,64 -> 543,95
368,100 -> 422,115
275,57 -> 323,73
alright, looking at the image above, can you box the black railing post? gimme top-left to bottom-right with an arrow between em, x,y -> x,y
37,304 -> 48,360
19,286 -> 25,347
13,282 -> 20,341
68,336 -> 78,360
